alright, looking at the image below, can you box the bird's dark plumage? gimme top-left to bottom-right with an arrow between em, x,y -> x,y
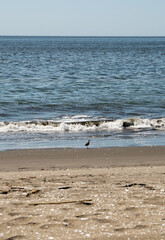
85,140 -> 90,148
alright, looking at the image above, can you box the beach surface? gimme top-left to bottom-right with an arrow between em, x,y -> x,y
0,147 -> 165,239
0,146 -> 165,171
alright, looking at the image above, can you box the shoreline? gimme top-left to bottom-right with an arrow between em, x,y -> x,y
0,146 -> 165,172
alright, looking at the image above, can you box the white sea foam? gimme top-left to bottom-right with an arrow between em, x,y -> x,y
0,117 -> 164,133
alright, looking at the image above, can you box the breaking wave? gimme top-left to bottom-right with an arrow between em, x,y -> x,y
0,117 -> 165,133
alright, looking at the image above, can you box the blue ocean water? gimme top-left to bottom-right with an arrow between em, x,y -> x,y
0,36 -> 165,150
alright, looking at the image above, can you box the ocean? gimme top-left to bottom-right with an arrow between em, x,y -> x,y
0,36 -> 165,150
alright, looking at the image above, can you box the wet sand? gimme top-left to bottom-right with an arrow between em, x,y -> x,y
0,146 -> 165,239
0,146 -> 165,171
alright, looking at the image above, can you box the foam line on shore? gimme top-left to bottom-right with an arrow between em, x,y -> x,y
0,117 -> 165,133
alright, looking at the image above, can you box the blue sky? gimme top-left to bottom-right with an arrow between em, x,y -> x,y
0,0 -> 165,36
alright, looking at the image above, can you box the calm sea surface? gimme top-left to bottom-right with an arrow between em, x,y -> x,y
0,36 -> 165,150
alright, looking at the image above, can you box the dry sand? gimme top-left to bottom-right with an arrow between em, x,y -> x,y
0,147 -> 165,239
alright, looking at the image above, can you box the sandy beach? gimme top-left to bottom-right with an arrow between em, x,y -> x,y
0,146 -> 165,239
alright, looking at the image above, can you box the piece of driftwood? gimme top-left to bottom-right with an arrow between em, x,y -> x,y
29,199 -> 92,206
58,186 -> 71,190
26,189 -> 41,197
0,190 -> 9,194
11,186 -> 26,190
123,183 -> 155,190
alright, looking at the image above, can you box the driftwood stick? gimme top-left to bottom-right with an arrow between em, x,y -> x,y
29,199 -> 92,206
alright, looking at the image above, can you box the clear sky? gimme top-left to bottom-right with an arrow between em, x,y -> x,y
0,0 -> 165,36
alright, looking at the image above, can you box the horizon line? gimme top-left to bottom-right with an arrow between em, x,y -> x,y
0,35 -> 165,38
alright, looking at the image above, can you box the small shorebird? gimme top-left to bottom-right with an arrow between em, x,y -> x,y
85,140 -> 90,149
